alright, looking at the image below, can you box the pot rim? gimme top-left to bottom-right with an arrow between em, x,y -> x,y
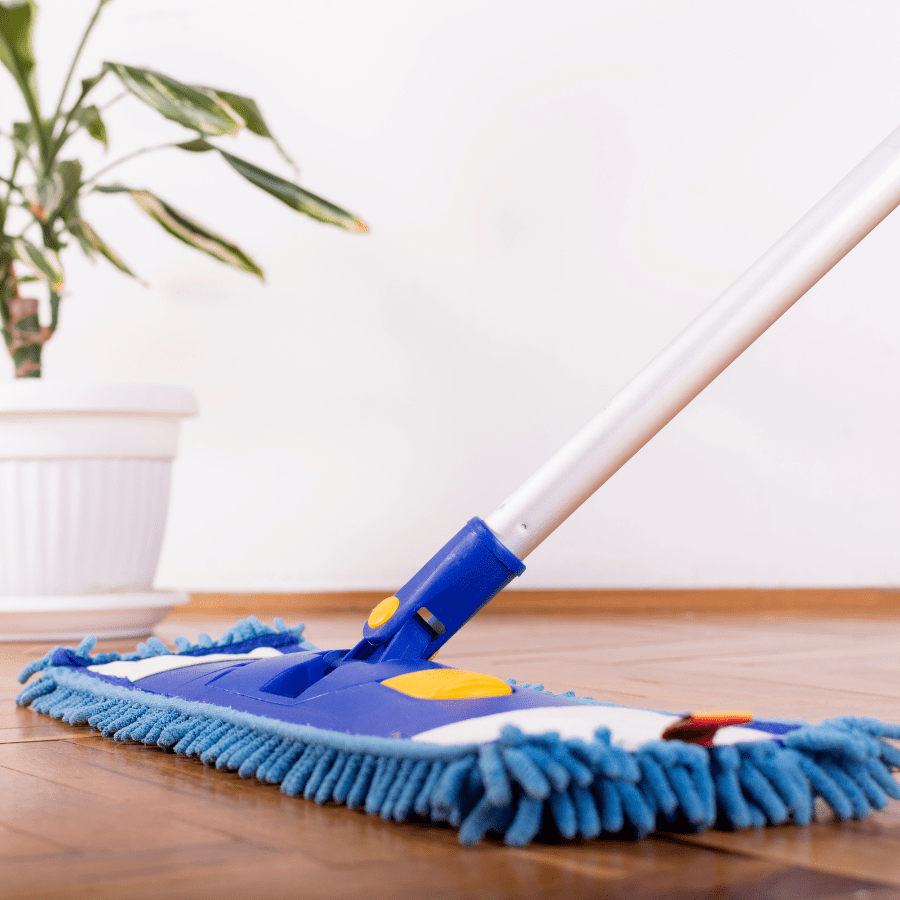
0,381 -> 197,417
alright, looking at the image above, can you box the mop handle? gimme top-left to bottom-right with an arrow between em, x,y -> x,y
485,124 -> 900,560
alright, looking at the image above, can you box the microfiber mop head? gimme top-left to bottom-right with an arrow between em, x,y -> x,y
17,615 -> 900,847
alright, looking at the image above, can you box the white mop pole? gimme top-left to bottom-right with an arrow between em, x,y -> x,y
485,124 -> 900,560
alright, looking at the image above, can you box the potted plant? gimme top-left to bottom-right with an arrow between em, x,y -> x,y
0,0 -> 367,639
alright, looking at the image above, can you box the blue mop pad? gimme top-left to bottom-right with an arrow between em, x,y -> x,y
17,616 -> 900,847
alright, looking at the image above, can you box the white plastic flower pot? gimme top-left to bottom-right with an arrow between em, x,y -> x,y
0,382 -> 197,640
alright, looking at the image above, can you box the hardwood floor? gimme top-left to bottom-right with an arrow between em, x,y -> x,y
2,596 -> 900,899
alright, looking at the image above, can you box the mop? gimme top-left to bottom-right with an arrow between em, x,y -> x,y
17,124 -> 900,847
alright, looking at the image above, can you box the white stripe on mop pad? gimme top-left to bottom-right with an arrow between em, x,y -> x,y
412,705 -> 773,751
88,646 -> 283,681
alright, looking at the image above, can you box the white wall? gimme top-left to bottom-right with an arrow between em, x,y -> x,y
8,0 -> 900,590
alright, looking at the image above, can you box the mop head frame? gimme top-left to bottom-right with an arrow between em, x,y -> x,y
16,617 -> 900,847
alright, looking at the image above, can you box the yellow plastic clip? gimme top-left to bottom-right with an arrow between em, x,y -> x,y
367,596 -> 400,629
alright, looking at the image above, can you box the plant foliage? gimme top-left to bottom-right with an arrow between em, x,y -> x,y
0,0 -> 367,377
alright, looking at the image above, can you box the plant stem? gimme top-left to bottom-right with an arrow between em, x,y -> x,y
83,141 -> 182,188
101,90 -> 128,112
52,0 -> 106,131
0,156 -> 22,232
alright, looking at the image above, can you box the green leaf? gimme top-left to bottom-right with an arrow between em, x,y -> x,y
11,119 -> 33,156
0,1 -> 39,109
79,69 -> 106,98
217,149 -> 368,232
195,86 -> 296,169
70,218 -> 135,276
103,62 -> 243,136
22,172 -> 64,220
55,159 -> 83,199
176,137 -> 215,153
70,105 -> 108,146
56,159 -> 86,241
95,184 -> 263,278
203,89 -> 269,138
12,237 -> 63,289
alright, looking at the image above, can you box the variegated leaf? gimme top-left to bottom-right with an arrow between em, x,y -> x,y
95,184 -> 263,278
71,105 -> 108,146
69,218 -> 135,276
103,62 -> 243,136
0,1 -> 39,115
195,86 -> 296,169
12,238 -> 64,289
218,149 -> 368,232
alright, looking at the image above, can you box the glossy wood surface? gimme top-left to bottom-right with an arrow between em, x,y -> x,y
2,594 -> 900,899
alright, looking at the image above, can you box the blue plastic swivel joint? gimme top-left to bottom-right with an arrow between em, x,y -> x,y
343,518 -> 525,664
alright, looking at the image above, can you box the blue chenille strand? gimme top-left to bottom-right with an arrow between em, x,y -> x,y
98,703 -> 137,737
618,780 -> 656,838
180,718 -> 222,756
315,750 -> 350,805
874,739 -> 900,769
500,747 -> 551,801
665,761 -> 708,827
17,647 -> 64,684
59,694 -> 96,725
200,725 -> 245,765
571,783 -> 601,838
793,753 -> 854,820
818,759 -> 872,818
92,701 -> 130,732
173,717 -> 216,756
565,735 -> 620,780
478,743 -> 512,807
709,746 -> 753,830
597,778 -> 623,833
852,762 -> 889,810
785,723 -> 868,761
548,788 -> 578,840
303,746 -> 338,799
15,677 -> 57,707
607,743 -> 641,783
267,741 -> 306,784
346,754 -> 378,810
547,739 -> 593,788
458,795 -> 501,846
636,750 -> 678,817
43,687 -> 75,717
459,795 -> 517,846
332,753 -> 364,804
523,743 -> 571,793
216,729 -> 261,770
70,698 -> 113,725
186,719 -> 232,757
237,733 -> 282,779
157,714 -> 196,748
252,736 -> 289,781
756,747 -> 813,825
392,758 -> 431,822
414,760 -> 445,817
431,757 -> 476,824
745,798 -> 768,829
504,796 -> 544,847
738,757 -> 789,824
380,758 -> 415,820
123,710 -> 158,743
460,758 -> 487,823
366,756 -> 399,816
280,745 -> 321,797
107,704 -> 148,739
692,753 -> 717,827
865,757 -> 900,800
